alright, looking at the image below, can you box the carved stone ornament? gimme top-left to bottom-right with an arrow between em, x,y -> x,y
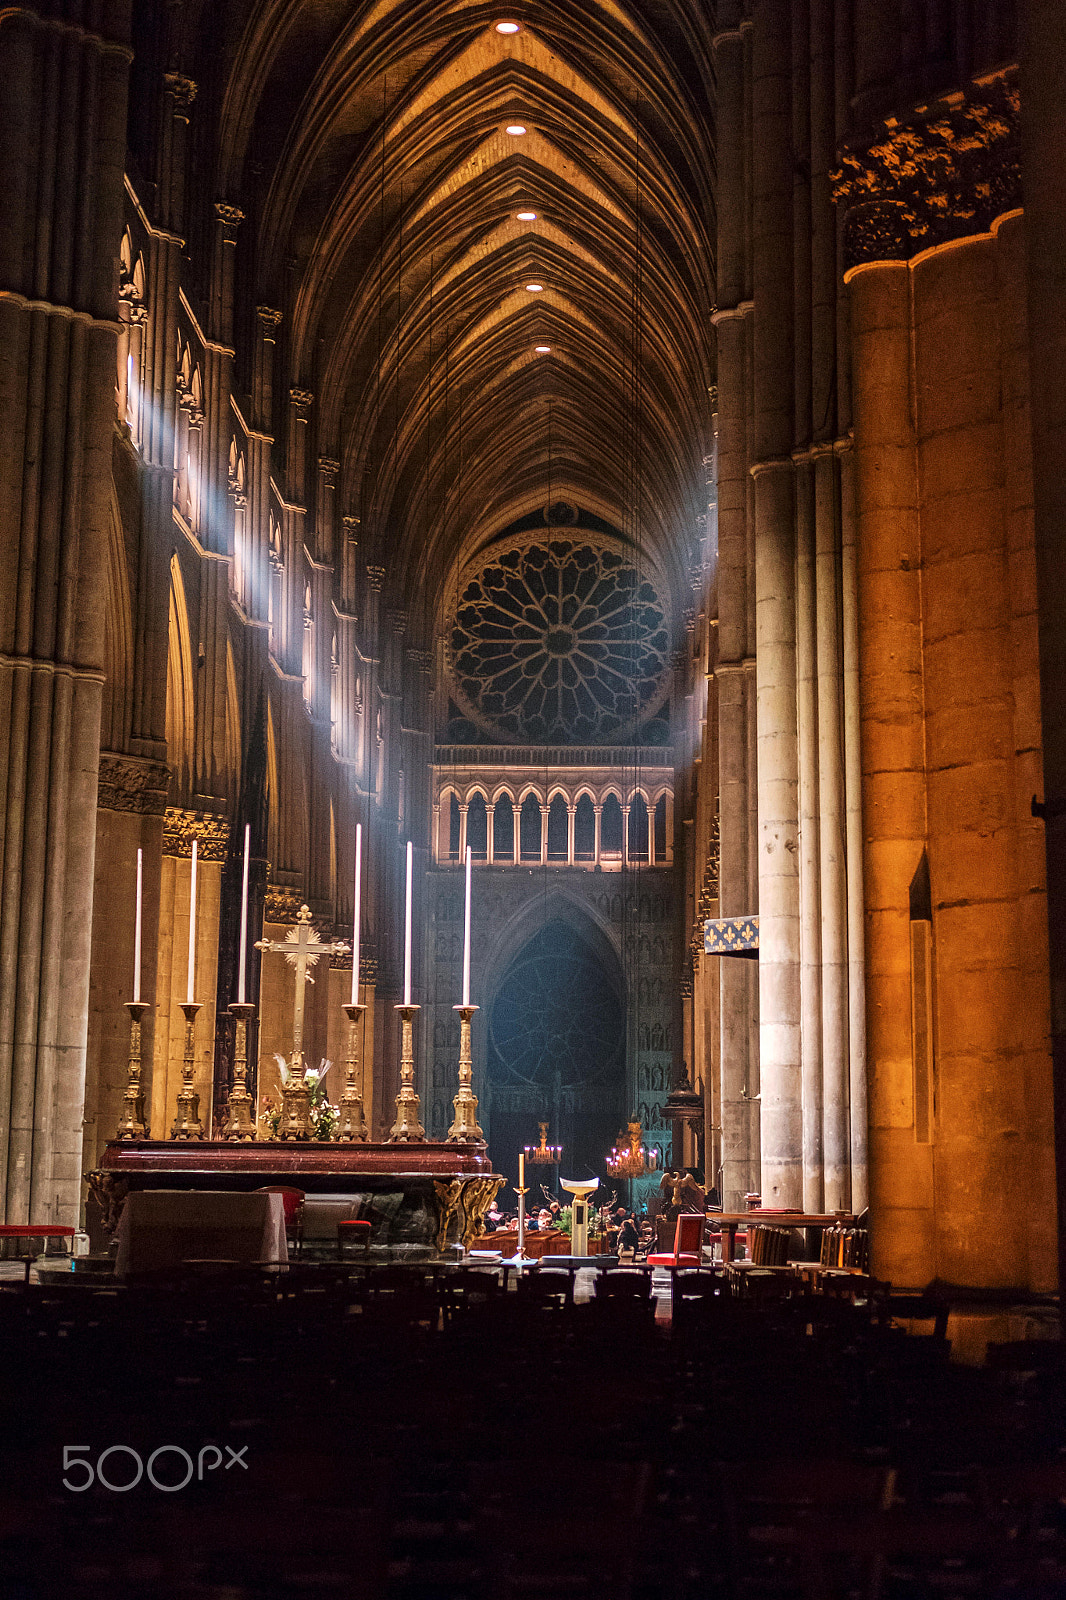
264,884 -> 304,923
163,73 -> 198,112
832,67 -> 1020,271
366,565 -> 386,592
163,808 -> 230,861
289,387 -> 314,412
256,305 -> 283,331
214,202 -> 245,233
97,753 -> 170,816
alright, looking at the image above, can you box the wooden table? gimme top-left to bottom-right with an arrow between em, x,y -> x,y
708,1211 -> 857,1263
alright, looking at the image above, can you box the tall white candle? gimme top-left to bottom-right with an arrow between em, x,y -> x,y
133,848 -> 143,1005
237,823 -> 250,1005
462,845 -> 472,1007
351,823 -> 362,1005
403,839 -> 413,1006
187,837 -> 198,1004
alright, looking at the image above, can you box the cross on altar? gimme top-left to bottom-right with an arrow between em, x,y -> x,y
256,905 -> 349,1066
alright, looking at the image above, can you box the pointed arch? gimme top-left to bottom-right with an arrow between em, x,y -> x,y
165,555 -> 195,801
100,489 -> 133,753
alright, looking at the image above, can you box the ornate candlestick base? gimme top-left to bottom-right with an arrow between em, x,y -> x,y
389,1004 -> 426,1142
277,1051 -> 312,1140
116,1000 -> 150,1140
170,1001 -> 205,1140
336,1002 -> 368,1141
446,1004 -> 483,1142
224,1002 -> 258,1141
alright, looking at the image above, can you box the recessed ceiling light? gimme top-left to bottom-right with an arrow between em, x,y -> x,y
516,210 -> 538,221
505,124 -> 528,137
534,345 -> 551,353
495,20 -> 521,34
525,282 -> 544,292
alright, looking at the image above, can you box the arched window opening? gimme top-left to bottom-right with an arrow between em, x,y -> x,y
600,794 -> 623,859
654,795 -> 668,860
448,793 -> 461,861
494,795 -> 515,861
628,794 -> 650,860
574,795 -> 596,860
547,795 -> 568,860
520,794 -> 542,861
467,793 -> 488,860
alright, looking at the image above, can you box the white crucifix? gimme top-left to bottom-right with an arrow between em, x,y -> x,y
256,905 -> 349,1067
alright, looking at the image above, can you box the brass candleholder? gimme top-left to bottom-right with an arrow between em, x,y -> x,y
170,1000 -> 205,1139
337,1002 -> 369,1141
116,1000 -> 150,1140
446,1004 -> 483,1142
224,1002 -> 258,1141
389,1004 -> 425,1141
277,1051 -> 312,1140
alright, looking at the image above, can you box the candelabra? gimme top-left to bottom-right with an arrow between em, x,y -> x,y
605,1119 -> 655,1180
389,1004 -> 425,1141
170,1001 -> 205,1139
224,1002 -> 258,1141
116,1000 -> 150,1140
446,1004 -> 483,1142
276,1052 -> 312,1140
336,1002 -> 368,1141
524,1121 -> 561,1165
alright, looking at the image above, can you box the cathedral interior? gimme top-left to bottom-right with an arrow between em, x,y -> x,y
2,0 -> 1066,1590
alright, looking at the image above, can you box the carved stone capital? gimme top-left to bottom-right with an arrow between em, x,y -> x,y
342,515 -> 360,543
214,202 -> 245,234
256,305 -> 283,331
832,67 -> 1020,271
163,72 -> 198,112
163,808 -> 230,861
289,387 -> 314,413
318,456 -> 340,483
366,565 -> 386,592
264,884 -> 303,923
97,753 -> 170,816
388,608 -> 408,635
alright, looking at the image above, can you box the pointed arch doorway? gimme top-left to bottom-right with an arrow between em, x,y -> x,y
485,915 -> 625,1202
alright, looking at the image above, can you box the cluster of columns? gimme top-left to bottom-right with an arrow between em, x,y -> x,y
709,1 -> 866,1214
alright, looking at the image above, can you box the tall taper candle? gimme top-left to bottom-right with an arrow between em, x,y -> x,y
351,824 -> 362,1005
403,839 -> 413,1006
133,848 -> 143,1005
237,823 -> 250,1005
462,845 -> 472,1007
187,837 -> 198,1004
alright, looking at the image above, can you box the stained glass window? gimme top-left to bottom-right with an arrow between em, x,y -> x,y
449,537 -> 671,743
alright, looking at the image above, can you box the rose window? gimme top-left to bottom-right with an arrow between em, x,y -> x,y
449,538 -> 671,743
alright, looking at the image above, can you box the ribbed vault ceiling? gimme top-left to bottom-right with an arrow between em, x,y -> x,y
206,0 -> 716,646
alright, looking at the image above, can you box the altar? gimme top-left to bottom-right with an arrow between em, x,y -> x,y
88,1139 -> 502,1260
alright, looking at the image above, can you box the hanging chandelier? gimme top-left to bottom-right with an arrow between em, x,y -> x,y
605,1120 -> 657,1180
524,1121 -> 562,1165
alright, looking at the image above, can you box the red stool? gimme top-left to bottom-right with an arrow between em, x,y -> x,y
337,1219 -> 372,1261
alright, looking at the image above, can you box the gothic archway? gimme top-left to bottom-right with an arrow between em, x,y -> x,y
485,914 -> 625,1200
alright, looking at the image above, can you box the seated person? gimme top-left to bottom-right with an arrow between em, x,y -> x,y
618,1214 -> 640,1258
536,1208 -> 553,1231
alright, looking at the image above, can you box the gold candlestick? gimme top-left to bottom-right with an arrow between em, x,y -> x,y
277,1050 -> 312,1140
389,1004 -> 425,1141
337,1002 -> 368,1141
446,1004 -> 483,1142
116,1000 -> 150,1140
224,1002 -> 258,1141
170,1001 -> 205,1139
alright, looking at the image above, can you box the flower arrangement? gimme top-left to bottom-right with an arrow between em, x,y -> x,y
258,1055 -> 337,1141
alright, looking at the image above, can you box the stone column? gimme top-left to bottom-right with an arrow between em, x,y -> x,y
486,801 -> 495,864
0,4 -> 132,1223
593,803 -> 603,864
1022,0 -> 1066,1293
567,803 -> 576,865
539,804 -> 549,865
752,0 -> 801,1209
795,454 -> 824,1211
458,802 -> 468,862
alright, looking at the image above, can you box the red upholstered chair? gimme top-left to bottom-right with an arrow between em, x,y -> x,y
647,1212 -> 704,1270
